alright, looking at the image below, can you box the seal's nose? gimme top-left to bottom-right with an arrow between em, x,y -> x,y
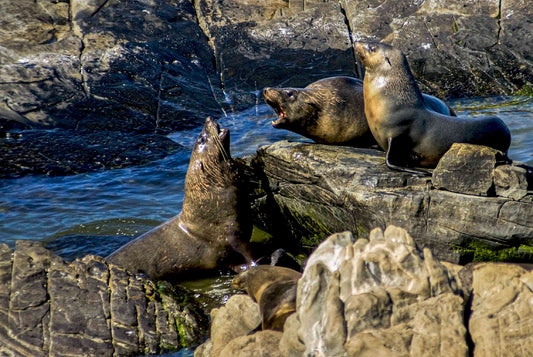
262,88 -> 270,96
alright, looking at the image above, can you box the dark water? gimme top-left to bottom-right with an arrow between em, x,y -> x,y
0,96 -> 532,251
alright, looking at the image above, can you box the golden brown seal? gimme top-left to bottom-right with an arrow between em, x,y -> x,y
107,117 -> 253,280
232,265 -> 302,331
263,76 -> 455,147
353,42 -> 511,174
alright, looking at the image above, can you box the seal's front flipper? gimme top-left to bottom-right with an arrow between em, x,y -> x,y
385,137 -> 431,176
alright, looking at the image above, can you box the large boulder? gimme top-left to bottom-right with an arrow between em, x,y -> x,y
249,141 -> 533,263
0,241 -> 208,356
198,227 -> 533,356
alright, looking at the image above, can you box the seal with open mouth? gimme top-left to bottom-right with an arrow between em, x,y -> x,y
263,76 -> 456,148
107,117 -> 253,280
353,42 -> 511,174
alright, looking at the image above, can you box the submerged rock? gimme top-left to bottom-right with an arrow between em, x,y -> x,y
249,141 -> 533,263
0,130 -> 182,178
0,241 -> 208,356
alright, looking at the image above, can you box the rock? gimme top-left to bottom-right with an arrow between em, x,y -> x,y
195,294 -> 261,357
494,163 -> 532,200
193,0 -> 356,109
0,241 -> 208,356
281,227 -> 469,356
219,330 -> 283,357
0,129 -> 182,178
340,0 -> 533,98
249,141 -> 533,263
0,0 -> 222,131
432,143 -> 510,196
469,263 -> 533,356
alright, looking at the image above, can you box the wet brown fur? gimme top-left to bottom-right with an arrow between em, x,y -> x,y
232,265 -> 301,331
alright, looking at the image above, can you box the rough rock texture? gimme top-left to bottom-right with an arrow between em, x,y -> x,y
341,0 -> 533,97
194,0 -> 356,108
0,130 -> 182,178
0,241 -> 208,356
219,330 -> 283,357
249,141 -> 533,263
0,0 -> 221,131
432,143 -> 511,196
201,228 -> 533,356
194,294 -> 261,357
1,0 -> 532,177
280,227 -> 469,356
469,263 -> 533,356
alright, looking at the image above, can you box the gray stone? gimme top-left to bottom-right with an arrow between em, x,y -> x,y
494,164 -> 531,200
196,294 -> 261,357
0,241 -> 208,356
249,141 -> 533,263
432,143 -> 508,196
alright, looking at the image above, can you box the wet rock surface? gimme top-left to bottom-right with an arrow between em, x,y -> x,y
249,141 -> 533,263
0,241 -> 208,356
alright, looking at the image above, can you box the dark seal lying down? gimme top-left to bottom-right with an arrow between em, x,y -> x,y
107,117 -> 253,280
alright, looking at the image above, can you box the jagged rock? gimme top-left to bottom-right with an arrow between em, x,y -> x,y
195,294 -> 261,357
0,0 -> 222,131
194,0 -> 355,109
279,227 -> 468,356
0,241 -> 208,356
469,263 -> 533,356
219,330 -> 283,357
340,0 -> 533,98
432,143 -> 510,196
494,163 -> 532,200
249,141 -> 533,263
0,130 -> 183,178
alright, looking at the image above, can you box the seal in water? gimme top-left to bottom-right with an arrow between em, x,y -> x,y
263,76 -> 456,147
232,265 -> 301,331
107,117 -> 253,280
353,42 -> 511,174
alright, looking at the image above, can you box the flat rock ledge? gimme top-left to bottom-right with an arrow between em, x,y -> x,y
248,141 -> 533,264
196,227 -> 533,357
0,241 -> 208,356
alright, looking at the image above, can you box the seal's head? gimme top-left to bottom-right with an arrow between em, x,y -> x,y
186,117 -> 233,188
263,87 -> 322,131
353,42 -> 406,74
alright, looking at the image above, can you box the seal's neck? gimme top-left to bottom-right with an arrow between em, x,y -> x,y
364,56 -> 425,110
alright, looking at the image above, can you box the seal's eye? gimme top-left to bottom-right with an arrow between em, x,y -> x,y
198,134 -> 207,144
369,45 -> 376,53
285,90 -> 295,99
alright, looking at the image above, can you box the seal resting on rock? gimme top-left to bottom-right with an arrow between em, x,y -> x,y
263,76 -> 455,147
353,42 -> 511,174
107,117 -> 253,280
232,265 -> 301,331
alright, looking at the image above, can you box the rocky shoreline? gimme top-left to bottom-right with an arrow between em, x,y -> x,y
1,0 -> 532,176
196,226 -> 533,357
1,0 -> 533,355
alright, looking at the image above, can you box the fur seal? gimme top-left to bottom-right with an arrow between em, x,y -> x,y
263,76 -> 455,147
107,117 -> 253,280
353,42 -> 511,173
232,265 -> 301,331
